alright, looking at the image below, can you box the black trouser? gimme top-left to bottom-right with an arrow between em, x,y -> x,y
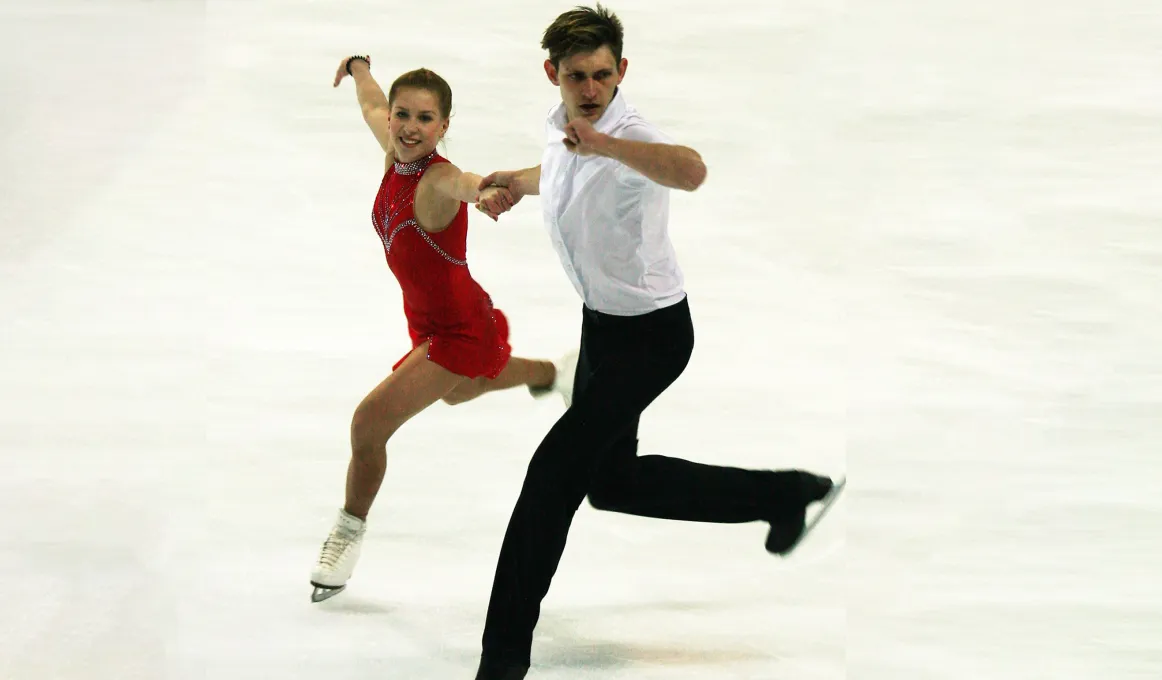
480,296 -> 803,666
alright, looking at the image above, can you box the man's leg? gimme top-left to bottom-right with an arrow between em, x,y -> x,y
478,305 -> 689,672
476,299 -> 830,675
582,300 -> 812,523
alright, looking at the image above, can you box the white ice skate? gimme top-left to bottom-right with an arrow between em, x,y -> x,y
529,350 -> 579,408
309,509 -> 366,603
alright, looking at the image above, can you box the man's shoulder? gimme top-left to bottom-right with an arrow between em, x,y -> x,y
611,113 -> 673,145
604,95 -> 670,142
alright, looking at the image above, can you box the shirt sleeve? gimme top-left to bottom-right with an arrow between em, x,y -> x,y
617,122 -> 675,145
613,122 -> 676,187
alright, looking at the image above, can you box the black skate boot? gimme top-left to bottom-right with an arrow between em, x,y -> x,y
765,471 -> 844,556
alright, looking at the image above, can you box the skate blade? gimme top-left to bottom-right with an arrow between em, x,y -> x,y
310,583 -> 346,603
786,475 -> 847,557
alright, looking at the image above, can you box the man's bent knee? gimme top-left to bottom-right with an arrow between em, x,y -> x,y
587,484 -> 627,512
586,461 -> 638,512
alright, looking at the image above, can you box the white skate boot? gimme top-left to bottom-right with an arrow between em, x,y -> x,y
529,350 -> 579,408
309,509 -> 366,602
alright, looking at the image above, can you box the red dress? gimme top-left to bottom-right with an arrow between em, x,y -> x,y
371,150 -> 512,379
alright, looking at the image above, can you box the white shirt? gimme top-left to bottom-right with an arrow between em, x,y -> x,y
539,89 -> 686,316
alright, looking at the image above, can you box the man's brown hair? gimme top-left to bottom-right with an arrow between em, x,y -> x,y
541,4 -> 624,69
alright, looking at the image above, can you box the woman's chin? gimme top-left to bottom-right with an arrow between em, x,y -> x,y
394,143 -> 434,162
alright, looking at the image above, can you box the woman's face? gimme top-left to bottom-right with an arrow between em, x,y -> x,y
388,87 -> 448,162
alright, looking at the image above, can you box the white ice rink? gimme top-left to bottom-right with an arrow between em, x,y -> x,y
1,1 -> 1160,678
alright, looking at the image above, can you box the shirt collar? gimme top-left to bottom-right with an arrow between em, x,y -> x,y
550,87 -> 627,133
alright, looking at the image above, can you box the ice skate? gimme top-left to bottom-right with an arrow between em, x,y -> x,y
766,473 -> 846,556
309,509 -> 366,602
529,349 -> 578,407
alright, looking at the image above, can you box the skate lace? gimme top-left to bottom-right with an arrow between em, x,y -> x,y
317,529 -> 355,569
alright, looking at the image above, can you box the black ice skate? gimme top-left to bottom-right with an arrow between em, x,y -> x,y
766,473 -> 846,556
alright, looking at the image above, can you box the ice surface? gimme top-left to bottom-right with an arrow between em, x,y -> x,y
1,0 -> 1159,678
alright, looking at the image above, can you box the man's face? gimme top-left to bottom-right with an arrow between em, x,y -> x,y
544,45 -> 628,123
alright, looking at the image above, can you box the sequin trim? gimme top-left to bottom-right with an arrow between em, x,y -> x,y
382,219 -> 414,255
413,225 -> 467,266
380,217 -> 467,266
393,150 -> 437,175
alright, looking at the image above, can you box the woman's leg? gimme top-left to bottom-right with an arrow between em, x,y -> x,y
312,340 -> 469,601
440,356 -> 557,406
344,340 -> 468,519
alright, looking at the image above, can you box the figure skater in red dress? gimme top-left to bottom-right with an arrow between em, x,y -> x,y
309,56 -> 576,602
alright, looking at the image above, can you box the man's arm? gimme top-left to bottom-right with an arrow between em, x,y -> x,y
473,165 -> 540,219
562,119 -> 707,192
601,138 -> 706,192
479,166 -> 541,198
